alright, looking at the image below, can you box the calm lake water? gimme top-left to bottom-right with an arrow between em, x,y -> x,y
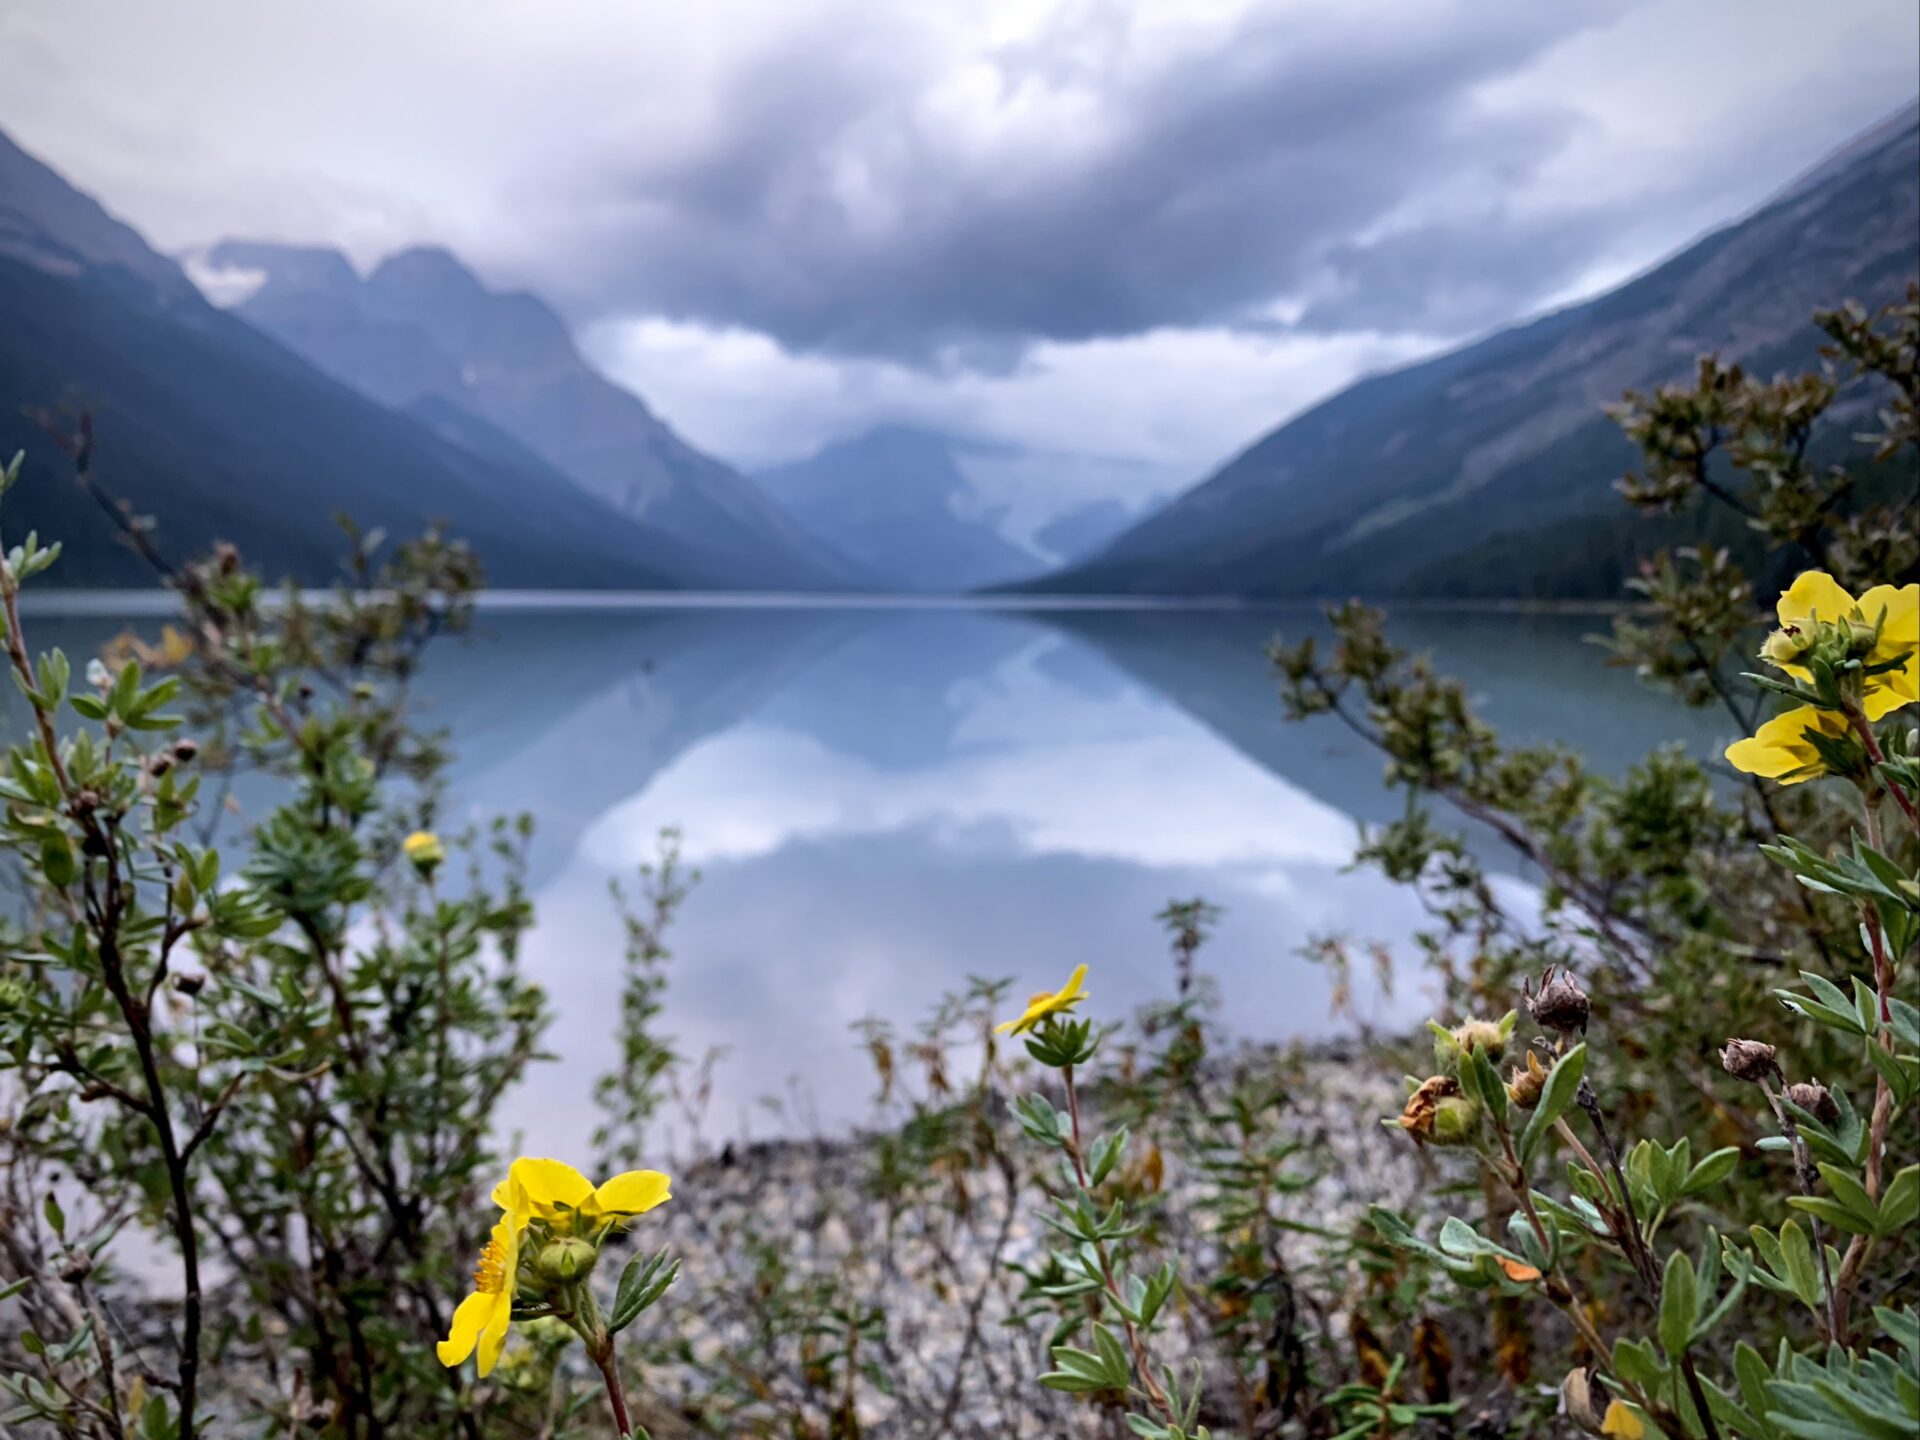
16,600 -> 1733,1161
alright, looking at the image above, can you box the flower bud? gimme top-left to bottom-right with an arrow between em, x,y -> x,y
1526,968 -> 1589,1035
1759,625 -> 1812,668
1784,1080 -> 1839,1126
1398,1075 -> 1480,1148
1842,617 -> 1879,658
1507,1050 -> 1548,1109
402,830 -> 445,876
171,738 -> 200,764
1719,1038 -> 1779,1084
534,1237 -> 597,1283
1449,1018 -> 1509,1063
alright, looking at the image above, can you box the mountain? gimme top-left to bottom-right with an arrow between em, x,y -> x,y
0,127 -> 734,589
755,426 -> 1046,591
201,240 -> 855,588
1036,102 -> 1920,599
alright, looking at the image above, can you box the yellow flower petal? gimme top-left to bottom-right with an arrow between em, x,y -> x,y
1601,1398 -> 1645,1439
476,1291 -> 513,1378
437,1290 -> 493,1368
488,1171 -> 532,1218
507,1157 -> 595,1215
1725,706 -> 1849,783
1860,582 -> 1918,719
1056,963 -> 1088,1004
1776,570 -> 1858,629
1860,582 -> 1919,646
592,1169 -> 672,1217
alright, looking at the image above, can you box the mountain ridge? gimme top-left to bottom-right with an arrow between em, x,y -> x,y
1032,101 -> 1920,599
0,128 -> 726,589
203,239 -> 858,588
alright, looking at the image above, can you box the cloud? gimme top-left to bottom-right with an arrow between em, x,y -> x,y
527,0 -> 1626,360
583,312 -> 1439,474
3,0 -> 1914,467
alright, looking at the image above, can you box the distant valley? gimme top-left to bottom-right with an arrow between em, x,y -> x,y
755,426 -> 1152,592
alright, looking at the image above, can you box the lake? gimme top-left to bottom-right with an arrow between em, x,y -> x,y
14,599 -> 1734,1162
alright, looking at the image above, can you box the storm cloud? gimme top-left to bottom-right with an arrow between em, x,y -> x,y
2,0 -> 1915,468
525,1 -> 1623,359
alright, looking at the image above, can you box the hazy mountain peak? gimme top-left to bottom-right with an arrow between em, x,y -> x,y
367,245 -> 489,306
757,426 -> 1042,592
201,240 -> 360,300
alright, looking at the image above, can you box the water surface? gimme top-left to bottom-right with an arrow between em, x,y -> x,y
14,601 -> 1734,1160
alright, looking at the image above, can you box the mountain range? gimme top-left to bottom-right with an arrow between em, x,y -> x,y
0,127 -> 859,589
3,101 -> 1915,598
198,240 -> 855,587
1036,101 -> 1920,599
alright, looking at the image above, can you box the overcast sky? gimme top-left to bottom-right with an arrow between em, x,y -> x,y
2,0 -> 1916,498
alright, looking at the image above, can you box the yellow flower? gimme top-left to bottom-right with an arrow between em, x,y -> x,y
1725,705 -> 1852,784
1768,572 -> 1917,720
994,963 -> 1090,1035
492,1157 -> 672,1232
402,830 -> 445,872
438,1190 -> 527,1377
1600,1398 -> 1645,1438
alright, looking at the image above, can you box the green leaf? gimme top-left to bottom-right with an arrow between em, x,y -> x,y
1732,1342 -> 1779,1440
40,833 -> 75,889
608,1247 -> 679,1334
1659,1248 -> 1698,1357
1680,1146 -> 1740,1197
1876,1165 -> 1918,1236
1786,1196 -> 1876,1236
1519,1043 -> 1585,1164
1814,1163 -> 1880,1228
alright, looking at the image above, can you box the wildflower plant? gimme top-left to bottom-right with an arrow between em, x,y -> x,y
438,1157 -> 679,1439
1003,965 -> 1208,1439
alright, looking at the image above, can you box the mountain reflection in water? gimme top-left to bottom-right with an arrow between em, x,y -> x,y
11,601 -> 1733,1159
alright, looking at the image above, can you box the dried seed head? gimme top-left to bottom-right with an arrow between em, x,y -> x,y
171,738 -> 200,764
171,973 -> 206,998
1784,1080 -> 1839,1126
1397,1075 -> 1480,1147
1507,1050 -> 1548,1109
1560,1366 -> 1605,1433
1719,1038 -> 1779,1084
1527,967 -> 1590,1035
57,1251 -> 94,1284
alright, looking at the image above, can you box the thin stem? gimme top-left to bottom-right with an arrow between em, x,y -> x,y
1061,1066 -> 1177,1425
1758,1079 -> 1841,1340
592,1344 -> 633,1439
1575,1083 -> 1660,1300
